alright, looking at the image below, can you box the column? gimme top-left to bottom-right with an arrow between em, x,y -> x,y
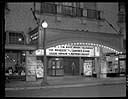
95,57 -> 100,78
26,51 -> 37,81
79,57 -> 82,75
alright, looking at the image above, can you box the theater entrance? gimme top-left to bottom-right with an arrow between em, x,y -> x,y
63,57 -> 79,75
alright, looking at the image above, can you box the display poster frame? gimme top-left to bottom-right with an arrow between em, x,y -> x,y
36,60 -> 44,78
83,60 -> 93,76
26,51 -> 37,81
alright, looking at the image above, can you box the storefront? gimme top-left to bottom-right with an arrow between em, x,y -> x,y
35,42 -> 101,77
35,42 -> 124,78
5,42 -> 124,82
5,50 -> 26,81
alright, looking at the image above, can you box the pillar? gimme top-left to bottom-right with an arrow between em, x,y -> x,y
79,57 -> 82,75
95,57 -> 100,78
25,51 -> 37,81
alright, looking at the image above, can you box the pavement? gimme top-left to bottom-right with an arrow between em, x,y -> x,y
5,76 -> 126,91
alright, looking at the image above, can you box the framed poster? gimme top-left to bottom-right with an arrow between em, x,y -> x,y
36,60 -> 44,78
83,60 -> 92,76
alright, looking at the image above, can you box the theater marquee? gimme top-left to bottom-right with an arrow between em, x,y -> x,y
35,43 -> 100,57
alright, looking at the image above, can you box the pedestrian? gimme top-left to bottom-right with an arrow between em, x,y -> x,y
71,62 -> 75,75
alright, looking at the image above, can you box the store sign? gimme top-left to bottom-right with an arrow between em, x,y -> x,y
36,44 -> 100,57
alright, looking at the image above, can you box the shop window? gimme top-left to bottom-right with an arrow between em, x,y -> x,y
5,51 -> 26,80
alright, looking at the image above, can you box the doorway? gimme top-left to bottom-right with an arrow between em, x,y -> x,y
63,57 -> 79,75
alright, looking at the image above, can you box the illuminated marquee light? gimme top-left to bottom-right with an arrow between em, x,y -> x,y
35,42 -> 122,56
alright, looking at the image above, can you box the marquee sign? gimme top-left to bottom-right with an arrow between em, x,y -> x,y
35,44 -> 100,57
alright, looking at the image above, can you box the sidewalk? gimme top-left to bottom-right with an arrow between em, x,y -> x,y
5,76 -> 126,90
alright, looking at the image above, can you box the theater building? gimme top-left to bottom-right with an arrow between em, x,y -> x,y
5,2 -> 126,81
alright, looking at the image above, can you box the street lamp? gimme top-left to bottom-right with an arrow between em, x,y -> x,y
41,20 -> 48,86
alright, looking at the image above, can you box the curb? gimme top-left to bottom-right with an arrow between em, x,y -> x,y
5,82 -> 125,91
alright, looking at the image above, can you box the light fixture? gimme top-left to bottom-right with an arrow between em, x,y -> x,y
18,38 -> 22,41
22,53 -> 25,56
42,20 -> 48,28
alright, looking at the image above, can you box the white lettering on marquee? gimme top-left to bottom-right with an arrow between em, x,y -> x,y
35,44 -> 100,57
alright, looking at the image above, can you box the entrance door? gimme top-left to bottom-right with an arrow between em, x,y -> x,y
63,57 -> 79,75
48,58 -> 64,76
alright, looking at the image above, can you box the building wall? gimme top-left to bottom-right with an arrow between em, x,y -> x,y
5,2 -> 120,34
38,2 -> 119,34
97,3 -> 119,33
5,2 -> 124,52
5,3 -> 37,35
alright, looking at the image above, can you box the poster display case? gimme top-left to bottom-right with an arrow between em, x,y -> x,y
83,60 -> 93,76
36,60 -> 44,78
106,53 -> 119,77
119,53 -> 126,76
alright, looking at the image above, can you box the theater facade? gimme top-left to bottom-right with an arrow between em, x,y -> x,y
5,27 -> 126,81
27,27 -> 125,80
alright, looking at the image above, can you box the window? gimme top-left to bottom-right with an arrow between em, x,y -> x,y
62,5 -> 73,16
123,39 -> 126,49
9,32 -> 25,44
119,2 -> 125,13
61,2 -> 82,17
87,9 -> 100,20
118,2 -> 125,23
118,13 -> 125,23
40,2 -> 57,14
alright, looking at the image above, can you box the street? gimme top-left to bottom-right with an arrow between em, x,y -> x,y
5,84 -> 126,97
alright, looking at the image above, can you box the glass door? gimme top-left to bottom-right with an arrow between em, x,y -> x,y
48,58 -> 64,76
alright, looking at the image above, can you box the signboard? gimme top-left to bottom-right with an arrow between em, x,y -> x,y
83,60 -> 92,76
36,44 -> 100,57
